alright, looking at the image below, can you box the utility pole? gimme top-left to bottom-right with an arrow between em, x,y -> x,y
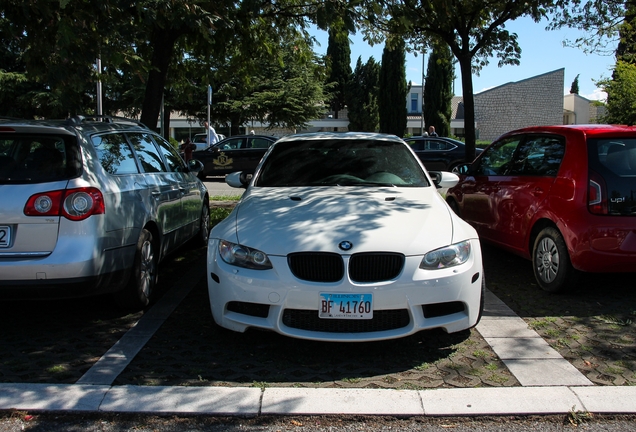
96,58 -> 103,116
420,53 -> 426,136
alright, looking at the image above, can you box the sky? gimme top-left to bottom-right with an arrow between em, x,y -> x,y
311,16 -> 617,101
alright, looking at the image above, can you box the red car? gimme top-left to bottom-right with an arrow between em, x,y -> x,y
446,124 -> 636,293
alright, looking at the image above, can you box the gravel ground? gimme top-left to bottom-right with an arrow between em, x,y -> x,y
2,412 -> 636,431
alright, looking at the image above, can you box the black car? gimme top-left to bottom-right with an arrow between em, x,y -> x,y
193,135 -> 278,178
404,136 -> 483,172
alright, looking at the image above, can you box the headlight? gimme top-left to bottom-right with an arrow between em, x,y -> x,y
420,240 -> 471,270
218,240 -> 273,270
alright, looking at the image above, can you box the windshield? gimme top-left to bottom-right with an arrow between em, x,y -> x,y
254,138 -> 430,187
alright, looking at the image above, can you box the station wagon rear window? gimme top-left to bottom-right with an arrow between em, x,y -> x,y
0,134 -> 81,183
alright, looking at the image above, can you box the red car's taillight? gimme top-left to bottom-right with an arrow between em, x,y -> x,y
24,187 -> 105,221
588,170 -> 608,215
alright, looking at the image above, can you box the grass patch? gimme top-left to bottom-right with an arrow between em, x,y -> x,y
210,207 -> 233,227
210,195 -> 242,201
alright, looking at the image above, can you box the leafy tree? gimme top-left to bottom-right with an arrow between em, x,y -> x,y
548,0 -> 630,55
1,0 -> 353,130
347,56 -> 381,131
236,38 -> 330,131
378,37 -> 408,137
615,2 -> 636,64
364,0 -> 552,159
597,60 -> 636,124
326,25 -> 352,128
423,44 -> 454,136
569,74 -> 580,94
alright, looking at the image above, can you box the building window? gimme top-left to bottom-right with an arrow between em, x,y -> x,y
410,93 -> 419,113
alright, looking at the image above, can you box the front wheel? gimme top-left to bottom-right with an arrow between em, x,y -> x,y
532,227 -> 579,293
115,228 -> 157,310
196,203 -> 210,246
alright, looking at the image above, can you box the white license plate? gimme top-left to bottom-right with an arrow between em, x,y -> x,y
0,226 -> 10,248
319,293 -> 373,319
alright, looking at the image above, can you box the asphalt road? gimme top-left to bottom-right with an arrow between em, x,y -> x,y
202,176 -> 244,197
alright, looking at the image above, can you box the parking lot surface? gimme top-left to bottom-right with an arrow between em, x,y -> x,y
1,238 -> 634,389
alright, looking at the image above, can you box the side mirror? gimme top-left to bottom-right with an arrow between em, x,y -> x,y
187,159 -> 204,173
226,171 -> 252,188
429,171 -> 459,189
453,163 -> 469,175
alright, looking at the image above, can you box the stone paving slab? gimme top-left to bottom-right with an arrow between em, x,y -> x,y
0,383 -> 109,411
571,386 -> 636,413
100,385 -> 262,415
261,388 -> 424,416
484,337 -> 565,359
503,359 -> 594,386
477,318 -> 541,338
418,386 -> 583,416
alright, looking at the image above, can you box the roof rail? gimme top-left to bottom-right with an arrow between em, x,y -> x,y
66,115 -> 149,128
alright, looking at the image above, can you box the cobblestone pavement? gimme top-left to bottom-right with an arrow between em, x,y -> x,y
482,245 -> 636,386
0,238 -> 634,388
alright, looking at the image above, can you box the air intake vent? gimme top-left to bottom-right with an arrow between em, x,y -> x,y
288,252 -> 344,282
349,253 -> 404,282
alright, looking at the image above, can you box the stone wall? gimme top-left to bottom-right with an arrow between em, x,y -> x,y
474,69 -> 564,141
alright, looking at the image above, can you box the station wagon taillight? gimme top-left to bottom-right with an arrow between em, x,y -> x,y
24,187 -> 105,221
588,170 -> 608,215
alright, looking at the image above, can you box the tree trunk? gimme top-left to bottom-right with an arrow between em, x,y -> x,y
140,29 -> 179,130
457,55 -> 477,161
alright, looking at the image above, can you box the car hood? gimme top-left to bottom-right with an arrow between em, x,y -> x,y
220,187 -> 465,256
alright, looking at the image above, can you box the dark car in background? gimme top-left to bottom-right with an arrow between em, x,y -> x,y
404,136 -> 483,172
445,124 -> 636,293
193,134 -> 278,179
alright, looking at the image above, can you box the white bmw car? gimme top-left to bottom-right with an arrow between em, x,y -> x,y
207,132 -> 484,342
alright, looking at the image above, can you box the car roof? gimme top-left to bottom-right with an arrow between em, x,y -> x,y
501,124 -> 636,138
406,136 -> 465,145
276,132 -> 403,143
220,134 -> 277,139
0,115 -> 152,136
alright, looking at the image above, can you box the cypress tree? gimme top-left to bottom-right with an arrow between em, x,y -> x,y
378,38 -> 408,137
569,74 -> 580,94
326,26 -> 352,129
347,56 -> 380,132
423,44 -> 455,137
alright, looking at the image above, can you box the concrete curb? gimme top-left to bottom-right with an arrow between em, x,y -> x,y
1,383 -> 635,416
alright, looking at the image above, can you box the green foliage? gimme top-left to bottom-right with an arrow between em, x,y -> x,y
326,26 -> 352,119
364,0 -> 552,157
347,56 -> 380,132
379,38 -> 408,137
424,44 -> 454,137
570,74 -> 580,94
548,0 -> 626,55
0,0 -> 343,128
597,61 -> 636,125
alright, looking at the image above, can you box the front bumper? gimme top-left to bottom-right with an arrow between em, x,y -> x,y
207,239 -> 484,342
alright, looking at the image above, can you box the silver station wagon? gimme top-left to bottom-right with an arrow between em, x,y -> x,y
0,115 -> 210,309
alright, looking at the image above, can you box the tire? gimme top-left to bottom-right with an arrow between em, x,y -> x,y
447,198 -> 460,216
532,227 -> 579,293
115,228 -> 157,310
196,203 -> 210,247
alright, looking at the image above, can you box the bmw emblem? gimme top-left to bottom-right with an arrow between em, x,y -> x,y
338,241 -> 353,251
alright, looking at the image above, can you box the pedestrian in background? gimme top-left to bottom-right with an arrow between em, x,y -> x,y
180,138 -> 196,162
204,121 -> 219,146
428,126 -> 439,137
